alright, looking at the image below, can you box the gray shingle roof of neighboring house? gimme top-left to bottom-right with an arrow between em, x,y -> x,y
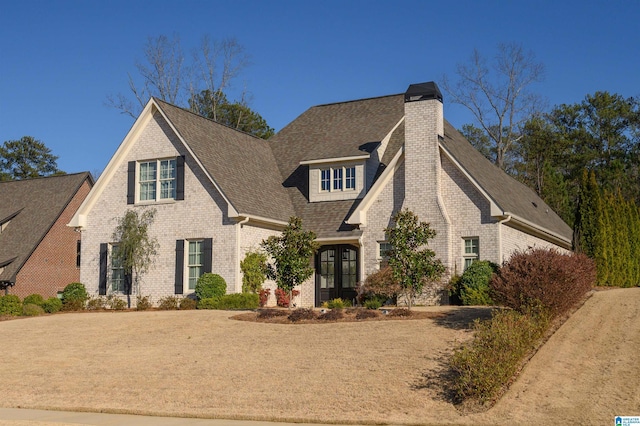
154,99 -> 296,222
0,172 -> 92,284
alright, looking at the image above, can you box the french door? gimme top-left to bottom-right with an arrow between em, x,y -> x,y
315,245 -> 358,307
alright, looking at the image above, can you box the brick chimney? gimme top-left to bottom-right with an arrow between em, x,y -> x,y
403,82 -> 451,269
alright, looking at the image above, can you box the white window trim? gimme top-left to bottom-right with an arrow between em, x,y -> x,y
463,237 -> 479,270
319,165 -> 357,193
185,239 -> 204,293
137,158 -> 177,203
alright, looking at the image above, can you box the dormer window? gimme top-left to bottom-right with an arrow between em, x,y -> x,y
301,155 -> 367,202
320,166 -> 356,193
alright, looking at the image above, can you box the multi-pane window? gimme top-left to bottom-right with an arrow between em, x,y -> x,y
188,240 -> 203,291
111,244 -> 125,293
320,166 -> 356,192
333,168 -> 343,190
345,166 -> 356,189
139,159 -> 176,201
463,238 -> 479,270
321,169 -> 331,191
378,241 -> 392,267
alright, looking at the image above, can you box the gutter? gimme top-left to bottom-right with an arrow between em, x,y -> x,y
501,212 -> 572,250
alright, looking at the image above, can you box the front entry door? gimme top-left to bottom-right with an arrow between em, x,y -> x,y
316,245 -> 358,307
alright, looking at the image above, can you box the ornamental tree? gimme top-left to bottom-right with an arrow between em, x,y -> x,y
111,209 -> 159,307
385,209 -> 445,309
261,217 -> 318,308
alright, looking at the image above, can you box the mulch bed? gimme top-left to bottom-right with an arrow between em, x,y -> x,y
231,307 -> 447,324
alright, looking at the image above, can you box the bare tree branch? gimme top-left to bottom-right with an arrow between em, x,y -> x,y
442,43 -> 545,170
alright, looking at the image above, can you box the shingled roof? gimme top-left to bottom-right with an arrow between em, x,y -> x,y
154,99 -> 295,222
269,91 -> 572,243
0,173 -> 92,284
440,122 -> 573,241
269,95 -> 404,238
144,91 -> 571,244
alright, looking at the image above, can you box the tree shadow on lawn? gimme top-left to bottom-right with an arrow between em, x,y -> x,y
411,306 -> 494,405
433,306 -> 494,330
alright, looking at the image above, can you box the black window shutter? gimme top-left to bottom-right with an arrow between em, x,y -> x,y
127,161 -> 136,205
99,243 -> 108,295
203,238 -> 213,274
124,273 -> 132,295
176,155 -> 185,200
175,239 -> 184,294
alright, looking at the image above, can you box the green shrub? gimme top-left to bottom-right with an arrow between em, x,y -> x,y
322,298 -> 352,310
195,273 -> 227,301
363,298 -> 382,310
450,308 -> 550,403
459,261 -> 497,306
0,295 -> 22,316
23,294 -> 45,307
87,296 -> 106,310
287,308 -> 316,322
61,283 -> 88,311
22,303 -> 45,317
240,250 -> 268,294
136,295 -> 152,311
42,297 -> 62,314
491,248 -> 595,318
179,298 -> 197,310
197,293 -> 259,310
157,296 -> 179,310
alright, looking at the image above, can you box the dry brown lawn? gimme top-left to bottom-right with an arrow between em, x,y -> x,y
0,288 -> 639,425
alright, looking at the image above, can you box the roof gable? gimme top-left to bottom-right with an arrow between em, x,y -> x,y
440,121 -> 573,243
0,172 -> 92,283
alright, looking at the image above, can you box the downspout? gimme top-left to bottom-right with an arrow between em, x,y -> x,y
236,216 -> 250,293
497,214 -> 512,264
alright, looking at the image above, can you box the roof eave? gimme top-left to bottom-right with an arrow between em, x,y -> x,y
501,212 -> 573,250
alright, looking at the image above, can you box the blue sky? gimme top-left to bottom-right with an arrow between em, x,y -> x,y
1,0 -> 638,176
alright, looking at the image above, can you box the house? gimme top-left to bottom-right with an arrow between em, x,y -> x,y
69,82 -> 572,307
0,172 -> 93,298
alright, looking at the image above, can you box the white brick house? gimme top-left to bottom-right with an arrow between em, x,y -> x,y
69,82 -> 572,306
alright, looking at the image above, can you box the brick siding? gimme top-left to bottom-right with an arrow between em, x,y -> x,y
13,179 -> 91,298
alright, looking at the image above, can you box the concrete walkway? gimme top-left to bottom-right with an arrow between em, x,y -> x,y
0,408 -> 356,426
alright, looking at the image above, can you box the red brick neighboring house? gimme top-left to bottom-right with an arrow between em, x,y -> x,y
0,173 -> 93,298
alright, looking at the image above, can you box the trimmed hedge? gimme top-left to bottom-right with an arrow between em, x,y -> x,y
197,293 -> 259,310
23,294 -> 45,307
61,282 -> 88,311
459,261 -> 497,306
22,303 -> 45,317
42,297 -> 62,313
0,295 -> 22,316
195,273 -> 227,301
490,248 -> 595,318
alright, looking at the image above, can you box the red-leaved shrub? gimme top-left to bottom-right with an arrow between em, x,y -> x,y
274,288 -> 300,308
259,288 -> 271,307
490,248 -> 595,318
